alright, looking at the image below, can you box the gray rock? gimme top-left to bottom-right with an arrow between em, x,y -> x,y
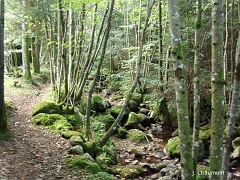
84,153 -> 95,162
154,150 -> 165,159
69,145 -> 84,155
160,167 -> 175,176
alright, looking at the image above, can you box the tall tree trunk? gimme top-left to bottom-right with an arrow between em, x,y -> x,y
221,2 -> 240,179
209,0 -> 225,179
192,0 -> 202,179
99,0 -> 156,147
0,0 -> 7,131
167,0 -> 193,179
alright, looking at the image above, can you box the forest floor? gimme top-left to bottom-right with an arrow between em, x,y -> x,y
0,77 -> 81,180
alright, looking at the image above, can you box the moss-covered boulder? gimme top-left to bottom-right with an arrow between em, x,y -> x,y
132,93 -> 143,106
126,129 -> 152,143
83,141 -> 102,159
117,126 -> 128,138
61,130 -> 83,139
124,112 -> 141,129
96,114 -> 115,131
51,119 -> 73,133
114,165 -> 146,179
232,137 -> 240,150
32,101 -> 61,116
31,113 -> 65,126
66,155 -> 100,174
231,146 -> 240,159
70,135 -> 85,146
128,100 -> 139,112
93,94 -> 110,112
165,137 -> 205,161
110,105 -> 130,119
65,114 -> 84,127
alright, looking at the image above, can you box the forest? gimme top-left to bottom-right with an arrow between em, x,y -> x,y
0,0 -> 240,179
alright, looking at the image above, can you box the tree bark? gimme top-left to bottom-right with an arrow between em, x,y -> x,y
209,0 -> 225,179
0,0 -> 7,132
192,0 -> 202,179
167,0 -> 193,179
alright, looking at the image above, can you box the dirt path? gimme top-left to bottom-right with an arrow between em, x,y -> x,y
0,84 -> 78,180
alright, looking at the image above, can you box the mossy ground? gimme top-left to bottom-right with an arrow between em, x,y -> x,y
66,156 -> 100,174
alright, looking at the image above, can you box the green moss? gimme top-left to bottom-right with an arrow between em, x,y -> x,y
117,126 -> 128,138
166,137 -> 181,157
61,130 -> 83,139
51,119 -> 73,133
126,129 -> 152,143
66,156 -> 100,174
32,101 -> 61,116
83,141 -> 102,159
124,112 -> 141,129
83,172 -> 114,180
97,114 -> 115,131
196,165 -> 209,180
0,131 -> 13,140
199,129 -> 211,141
31,113 -> 66,126
115,165 -> 146,179
110,105 -> 130,118
132,93 -> 143,106
65,114 -> 83,127
166,136 -> 205,160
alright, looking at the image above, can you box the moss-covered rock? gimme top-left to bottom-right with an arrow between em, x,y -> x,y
110,105 -> 130,119
114,165 -> 146,179
66,155 -> 100,174
96,114 -> 115,131
65,114 -> 83,127
117,126 -> 128,138
124,112 -> 141,129
165,137 -> 205,161
32,101 -> 61,116
128,100 -> 139,112
83,141 -> 102,159
132,93 -> 143,106
232,137 -> 240,150
231,146 -> 240,159
61,130 -> 83,139
93,94 -> 109,112
51,119 -> 73,133
126,129 -> 152,143
70,135 -> 84,146
31,113 -> 65,126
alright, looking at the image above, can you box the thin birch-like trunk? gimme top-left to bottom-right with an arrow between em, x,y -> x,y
167,0 -> 193,179
192,0 -> 202,179
209,0 -> 225,179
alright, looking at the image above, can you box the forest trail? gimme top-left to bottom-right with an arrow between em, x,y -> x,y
0,82 -> 77,180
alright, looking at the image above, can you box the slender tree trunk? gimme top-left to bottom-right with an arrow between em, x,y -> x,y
0,0 -> 7,132
85,0 -> 115,140
192,0 -> 202,179
167,0 -> 193,179
99,0 -> 156,147
209,0 -> 225,179
221,2 -> 240,179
